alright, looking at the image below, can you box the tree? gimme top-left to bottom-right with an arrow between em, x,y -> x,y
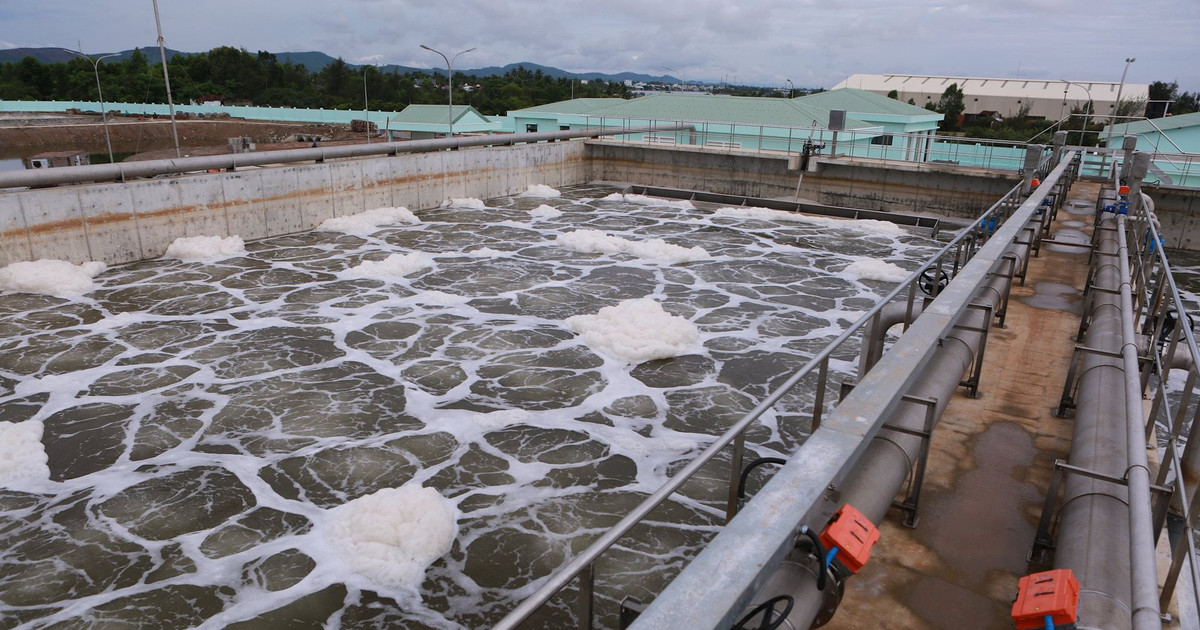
935,83 -> 965,130
886,89 -> 898,100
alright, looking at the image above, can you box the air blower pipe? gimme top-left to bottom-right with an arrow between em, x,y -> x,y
740,212 -> 1038,628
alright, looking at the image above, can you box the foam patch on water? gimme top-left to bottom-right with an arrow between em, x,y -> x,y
566,297 -> 700,363
467,247 -> 505,258
318,207 -> 420,233
0,421 -> 50,487
0,259 -> 107,296
345,253 -> 433,280
414,290 -> 470,306
715,206 -> 908,235
318,485 -> 458,591
163,235 -> 246,261
519,184 -> 561,198
444,198 -> 486,209
843,259 -> 911,282
602,193 -> 695,210
556,229 -> 709,264
530,204 -> 563,219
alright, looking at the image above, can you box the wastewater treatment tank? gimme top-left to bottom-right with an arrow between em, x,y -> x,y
0,184 -> 940,628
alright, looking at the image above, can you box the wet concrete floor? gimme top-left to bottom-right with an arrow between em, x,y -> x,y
825,181 -> 1103,629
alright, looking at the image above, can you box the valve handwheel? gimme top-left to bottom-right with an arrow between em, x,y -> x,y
732,594 -> 794,630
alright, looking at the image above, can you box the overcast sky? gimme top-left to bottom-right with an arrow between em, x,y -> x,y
4,0 -> 1198,91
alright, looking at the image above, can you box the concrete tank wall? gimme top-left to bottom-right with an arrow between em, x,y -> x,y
585,142 -> 1020,220
0,141 -> 589,266
1146,185 -> 1200,251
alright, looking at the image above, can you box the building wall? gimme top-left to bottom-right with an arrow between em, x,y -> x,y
585,142 -> 1019,219
0,141 -> 590,266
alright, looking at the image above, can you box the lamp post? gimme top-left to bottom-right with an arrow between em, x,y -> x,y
786,79 -> 794,99
420,44 -> 475,138
663,66 -> 683,91
151,0 -> 181,158
1060,80 -> 1093,146
64,49 -> 117,164
363,67 -> 370,144
1106,57 -> 1136,149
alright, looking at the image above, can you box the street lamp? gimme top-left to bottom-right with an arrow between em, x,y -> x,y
662,66 -> 686,91
1107,57 -> 1136,149
363,68 -> 371,144
64,49 -> 117,164
786,79 -> 794,99
1059,79 -> 1093,146
419,44 -> 475,138
151,0 -> 181,158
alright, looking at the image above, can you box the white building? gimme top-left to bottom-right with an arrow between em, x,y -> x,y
834,74 -> 1149,122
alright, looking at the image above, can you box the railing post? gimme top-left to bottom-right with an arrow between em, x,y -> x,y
579,562 -> 595,630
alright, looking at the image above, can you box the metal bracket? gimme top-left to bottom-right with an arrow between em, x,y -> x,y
887,394 -> 938,528
954,302 -> 994,398
1056,344 -> 1125,417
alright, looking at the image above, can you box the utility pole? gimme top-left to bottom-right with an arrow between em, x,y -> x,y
151,0 -> 181,158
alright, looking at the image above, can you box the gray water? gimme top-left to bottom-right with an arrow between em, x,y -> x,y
0,185 -> 940,629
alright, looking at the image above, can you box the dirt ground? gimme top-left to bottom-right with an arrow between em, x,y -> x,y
0,114 -> 376,161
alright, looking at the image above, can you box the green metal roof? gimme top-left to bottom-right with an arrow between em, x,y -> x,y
512,94 -> 872,129
1104,111 -> 1200,136
392,104 -> 490,125
514,98 -> 625,114
796,88 -> 941,118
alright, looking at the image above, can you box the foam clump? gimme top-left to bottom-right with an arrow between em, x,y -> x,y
530,204 -> 563,219
556,229 -> 709,264
0,259 -> 107,297
519,184 -> 562,198
164,235 -> 246,261
317,207 -> 419,234
444,198 -> 486,209
566,297 -> 700,363
602,193 -> 695,210
320,485 -> 459,591
843,259 -> 912,283
0,421 -> 50,487
346,253 -> 432,280
714,206 -> 908,236
467,247 -> 505,258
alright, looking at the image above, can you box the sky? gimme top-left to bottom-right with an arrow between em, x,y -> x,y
3,0 -> 1199,91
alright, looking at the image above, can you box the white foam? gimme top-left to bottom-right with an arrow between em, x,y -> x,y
163,235 -> 246,261
530,204 -> 563,219
0,421 -> 50,487
319,485 -> 458,591
0,259 -> 107,296
444,198 -> 486,209
556,229 -> 709,264
602,193 -> 695,210
346,253 -> 432,280
414,290 -> 469,306
843,259 -> 912,283
714,206 -> 909,235
317,207 -> 420,234
519,184 -> 561,198
566,297 -> 700,363
467,247 -> 505,258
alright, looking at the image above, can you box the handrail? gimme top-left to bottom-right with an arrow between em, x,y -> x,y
493,149 -> 1066,630
0,124 -> 695,189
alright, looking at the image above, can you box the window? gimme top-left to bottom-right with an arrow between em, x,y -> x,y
560,125 -> 570,131
871,134 -> 894,146
525,124 -> 538,133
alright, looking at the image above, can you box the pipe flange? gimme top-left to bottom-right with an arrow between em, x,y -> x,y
810,567 -> 845,628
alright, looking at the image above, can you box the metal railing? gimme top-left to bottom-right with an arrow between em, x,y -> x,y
1126,179 -> 1200,617
493,149 -> 1059,630
586,116 -> 1034,171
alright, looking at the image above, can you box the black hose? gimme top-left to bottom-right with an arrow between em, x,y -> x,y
737,457 -> 788,499
797,525 -> 828,591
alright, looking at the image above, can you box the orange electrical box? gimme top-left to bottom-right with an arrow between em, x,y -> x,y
818,504 -> 880,574
1119,185 -> 1131,195
1011,569 -> 1079,629
1031,178 -> 1041,187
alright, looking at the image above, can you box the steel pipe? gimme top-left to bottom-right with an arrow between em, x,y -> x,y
0,125 -> 694,190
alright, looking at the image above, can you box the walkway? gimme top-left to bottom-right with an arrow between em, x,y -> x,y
823,180 -> 1177,628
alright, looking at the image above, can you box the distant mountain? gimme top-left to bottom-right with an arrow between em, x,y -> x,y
0,46 -> 671,84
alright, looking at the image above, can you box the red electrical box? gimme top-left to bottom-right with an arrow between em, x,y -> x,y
818,504 -> 880,574
1011,569 -> 1079,629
